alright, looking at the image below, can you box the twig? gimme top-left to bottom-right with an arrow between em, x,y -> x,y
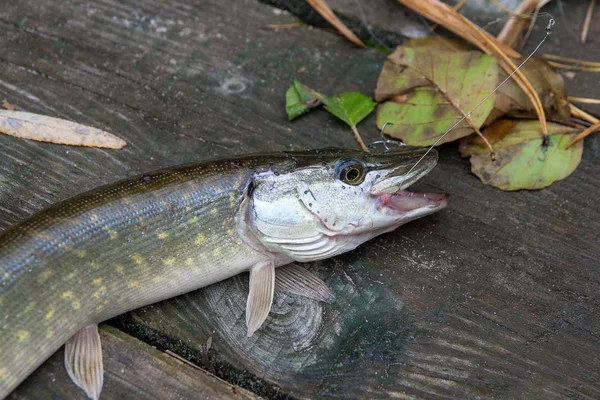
395,0 -> 521,58
568,96 -> 600,105
546,61 -> 600,72
453,0 -> 469,12
351,125 -> 370,152
581,0 -> 597,44
306,0 -> 366,47
496,0 -> 550,49
489,0 -> 529,16
570,103 -> 599,124
521,1 -> 551,49
542,54 -> 600,67
263,23 -> 303,29
566,120 -> 600,148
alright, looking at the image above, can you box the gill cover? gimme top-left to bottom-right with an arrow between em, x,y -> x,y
246,148 -> 446,263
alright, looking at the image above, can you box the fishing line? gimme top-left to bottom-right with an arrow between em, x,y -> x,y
399,15 -> 556,183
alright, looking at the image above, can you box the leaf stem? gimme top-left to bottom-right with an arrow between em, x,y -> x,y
436,87 -> 495,155
351,125 -> 370,152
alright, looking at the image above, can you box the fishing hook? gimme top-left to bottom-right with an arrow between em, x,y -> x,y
369,122 -> 405,152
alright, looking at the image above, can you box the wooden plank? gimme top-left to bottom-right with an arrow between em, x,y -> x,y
260,0 -> 425,47
8,326 -> 262,399
1,0 -> 599,399
0,0 -> 383,230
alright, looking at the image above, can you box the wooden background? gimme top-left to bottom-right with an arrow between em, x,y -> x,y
1,0 -> 598,398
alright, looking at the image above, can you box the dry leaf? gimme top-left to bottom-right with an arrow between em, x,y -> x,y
397,0 -> 550,137
459,119 -> 582,190
2,99 -> 15,111
375,45 -> 498,146
487,57 -> 570,124
0,111 -> 127,149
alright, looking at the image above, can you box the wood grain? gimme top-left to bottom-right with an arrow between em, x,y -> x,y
8,326 -> 262,399
1,0 -> 599,399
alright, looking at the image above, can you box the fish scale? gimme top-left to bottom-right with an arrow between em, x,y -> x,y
0,148 -> 446,399
0,156 -> 284,397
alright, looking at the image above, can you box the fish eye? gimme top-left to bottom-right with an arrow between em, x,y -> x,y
336,159 -> 365,185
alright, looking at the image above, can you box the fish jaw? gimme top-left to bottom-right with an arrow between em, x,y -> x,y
375,190 -> 448,222
360,150 -> 448,227
366,148 -> 448,224
247,147 -> 448,262
369,147 -> 439,194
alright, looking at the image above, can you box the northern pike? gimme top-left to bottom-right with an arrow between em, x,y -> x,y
0,147 -> 447,399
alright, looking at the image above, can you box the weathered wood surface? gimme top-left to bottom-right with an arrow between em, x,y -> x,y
0,0 -> 599,399
9,326 -> 262,400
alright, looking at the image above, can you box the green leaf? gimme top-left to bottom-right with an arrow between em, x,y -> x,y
374,45 -> 498,146
322,92 -> 376,127
459,120 -> 583,191
377,87 -> 480,146
285,81 -> 323,120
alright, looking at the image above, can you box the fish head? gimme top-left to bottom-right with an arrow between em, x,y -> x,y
247,147 -> 448,262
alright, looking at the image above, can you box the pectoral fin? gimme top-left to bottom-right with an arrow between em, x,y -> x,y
246,261 -> 275,337
64,324 -> 103,400
275,264 -> 335,303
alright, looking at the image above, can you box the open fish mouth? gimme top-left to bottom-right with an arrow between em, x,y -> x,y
367,147 -> 448,214
376,190 -> 448,213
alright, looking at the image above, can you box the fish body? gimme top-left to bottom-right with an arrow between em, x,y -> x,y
0,148 -> 447,399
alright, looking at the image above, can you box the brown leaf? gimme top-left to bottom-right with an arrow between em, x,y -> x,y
375,37 -> 468,103
396,0 -> 551,137
0,110 -> 127,149
487,57 -> 571,124
375,45 -> 498,146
